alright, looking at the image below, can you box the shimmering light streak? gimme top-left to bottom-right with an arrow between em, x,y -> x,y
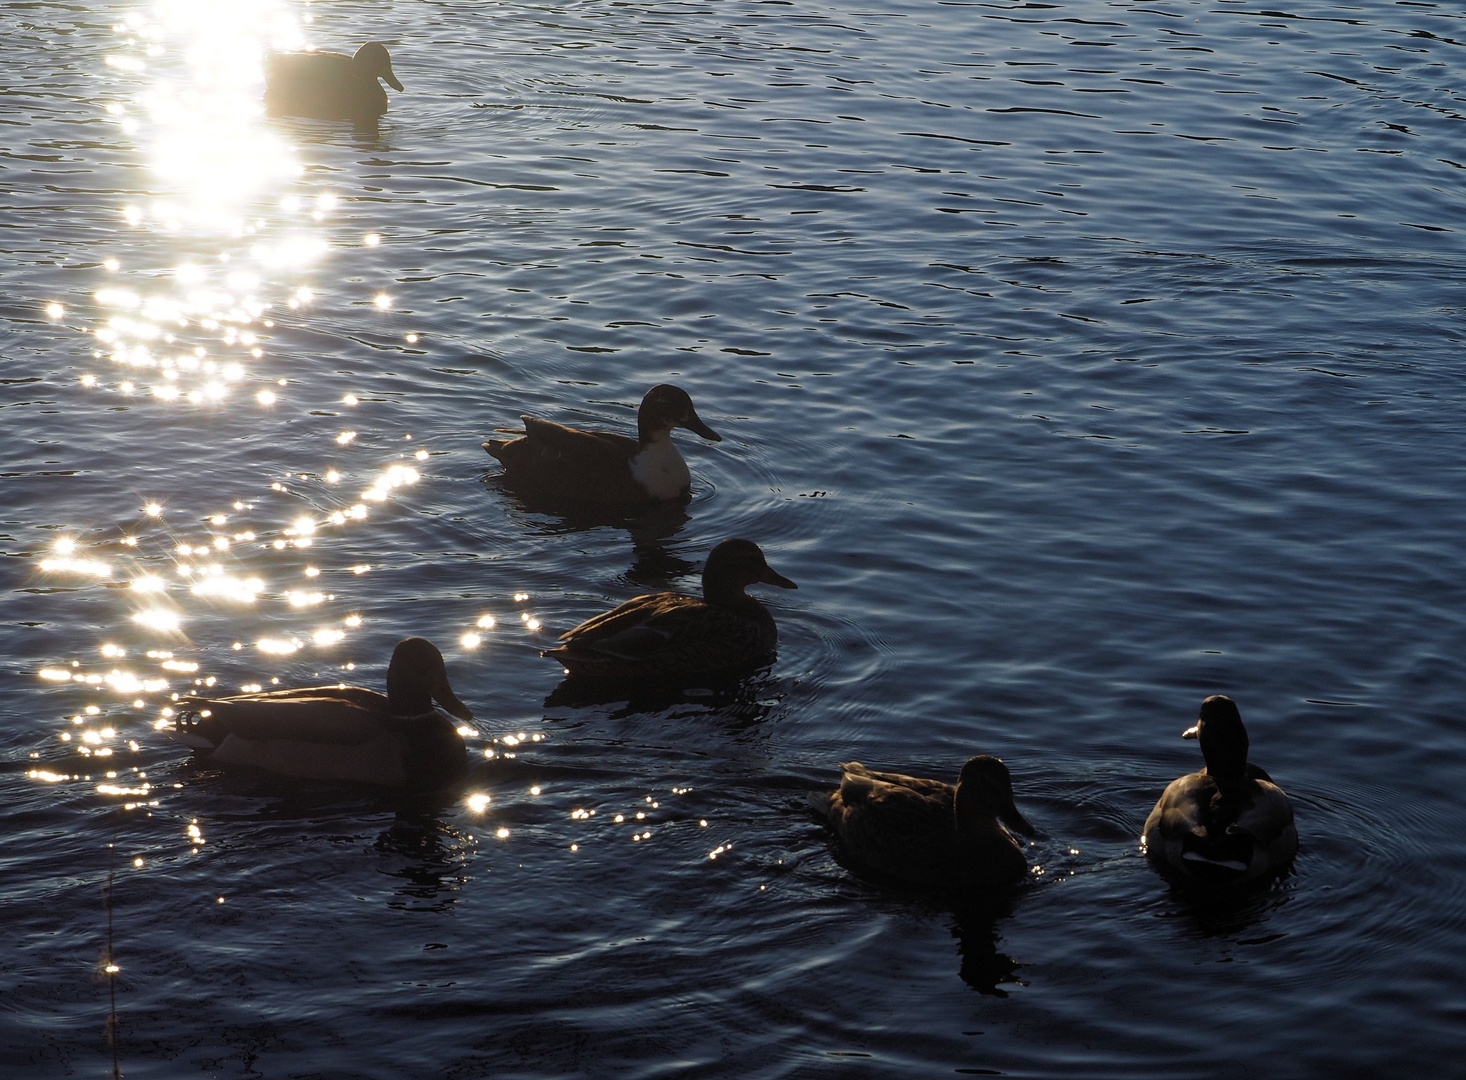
133,609 -> 182,631
362,464 -> 418,502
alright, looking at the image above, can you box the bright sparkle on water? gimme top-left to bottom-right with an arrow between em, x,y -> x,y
135,0 -> 304,234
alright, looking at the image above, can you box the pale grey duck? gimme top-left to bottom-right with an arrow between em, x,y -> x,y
265,42 -> 403,122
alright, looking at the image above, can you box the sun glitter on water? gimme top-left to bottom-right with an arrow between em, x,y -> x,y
118,0 -> 305,235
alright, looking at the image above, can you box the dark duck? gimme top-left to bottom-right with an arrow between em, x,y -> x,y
170,638 -> 473,789
1142,695 -> 1298,889
542,538 -> 795,681
815,755 -> 1034,893
484,384 -> 722,508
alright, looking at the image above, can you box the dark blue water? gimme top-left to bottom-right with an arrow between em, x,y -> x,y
4,0 -> 1465,1075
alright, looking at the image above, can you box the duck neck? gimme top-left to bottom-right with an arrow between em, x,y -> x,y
637,417 -> 673,447
702,576 -> 764,615
387,684 -> 434,718
953,786 -> 996,838
1201,744 -> 1251,796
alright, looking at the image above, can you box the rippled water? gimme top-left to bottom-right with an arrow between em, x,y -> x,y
5,0 -> 1465,1075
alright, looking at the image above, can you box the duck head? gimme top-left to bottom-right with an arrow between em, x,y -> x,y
955,755 -> 1034,837
1184,694 -> 1249,781
354,42 -> 403,92
639,384 -> 721,443
386,637 -> 472,720
701,538 -> 797,605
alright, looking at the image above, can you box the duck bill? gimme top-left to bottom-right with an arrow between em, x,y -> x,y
759,566 -> 797,590
683,410 -> 721,443
1182,722 -> 1201,740
435,682 -> 474,723
384,67 -> 404,92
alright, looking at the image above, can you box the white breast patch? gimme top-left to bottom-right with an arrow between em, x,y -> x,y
629,438 -> 691,499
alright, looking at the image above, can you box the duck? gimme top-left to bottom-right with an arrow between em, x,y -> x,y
1142,695 -> 1297,889
264,42 -> 403,122
169,637 -> 473,789
483,384 -> 722,507
542,538 -> 795,681
815,756 -> 1034,891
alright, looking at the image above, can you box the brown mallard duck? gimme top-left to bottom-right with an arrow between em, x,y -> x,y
1142,695 -> 1297,889
170,638 -> 472,789
542,538 -> 795,680
483,384 -> 721,507
816,756 -> 1034,891
265,42 -> 403,122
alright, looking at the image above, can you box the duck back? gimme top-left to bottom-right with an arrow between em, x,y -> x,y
265,51 -> 387,121
486,418 -> 652,504
544,591 -> 776,680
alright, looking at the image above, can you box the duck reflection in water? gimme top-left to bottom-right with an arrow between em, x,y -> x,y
495,488 -> 699,591
264,42 -> 403,128
375,812 -> 474,913
952,898 -> 1025,997
544,665 -> 786,727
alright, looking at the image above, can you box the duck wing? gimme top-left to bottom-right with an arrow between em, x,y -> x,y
842,761 -> 953,799
1230,778 -> 1297,852
548,593 -> 714,661
557,593 -> 691,645
177,690 -> 392,746
545,592 -> 775,679
486,416 -> 635,465
264,52 -> 380,119
1144,771 -> 1212,845
827,763 -> 956,887
485,417 -> 649,503
1144,771 -> 1298,882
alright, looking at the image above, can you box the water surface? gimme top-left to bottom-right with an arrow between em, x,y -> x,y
4,0 -> 1465,1075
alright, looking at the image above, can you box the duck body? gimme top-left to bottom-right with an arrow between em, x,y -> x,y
543,538 -> 795,681
171,638 -> 472,789
484,385 -> 721,508
817,756 -> 1033,892
1142,695 -> 1297,890
265,42 -> 403,122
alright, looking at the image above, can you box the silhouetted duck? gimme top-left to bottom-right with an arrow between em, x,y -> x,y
1142,695 -> 1297,889
265,42 -> 403,122
484,384 -> 722,507
816,756 -> 1033,891
170,638 -> 472,789
542,538 -> 795,680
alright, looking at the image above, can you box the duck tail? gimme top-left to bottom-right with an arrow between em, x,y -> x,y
806,788 -> 834,820
170,706 -> 227,751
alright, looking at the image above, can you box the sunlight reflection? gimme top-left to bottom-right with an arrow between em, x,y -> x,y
126,0 -> 304,234
133,609 -> 183,632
